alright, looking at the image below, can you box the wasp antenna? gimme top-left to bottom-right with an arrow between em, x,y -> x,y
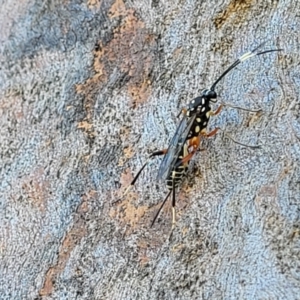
210,43 -> 282,91
222,130 -> 261,149
250,40 -> 268,52
256,48 -> 283,57
151,190 -> 172,227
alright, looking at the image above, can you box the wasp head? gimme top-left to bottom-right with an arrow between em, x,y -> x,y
203,89 -> 217,102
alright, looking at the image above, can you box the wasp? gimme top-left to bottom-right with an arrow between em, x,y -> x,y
124,42 -> 281,228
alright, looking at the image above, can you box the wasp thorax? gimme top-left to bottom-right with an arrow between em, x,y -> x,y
188,96 -> 205,111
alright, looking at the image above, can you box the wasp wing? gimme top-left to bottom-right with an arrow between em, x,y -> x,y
157,113 -> 197,181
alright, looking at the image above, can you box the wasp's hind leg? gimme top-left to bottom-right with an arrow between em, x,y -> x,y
152,175 -> 176,230
173,136 -> 201,168
171,178 -> 176,230
123,149 -> 168,196
151,190 -> 172,227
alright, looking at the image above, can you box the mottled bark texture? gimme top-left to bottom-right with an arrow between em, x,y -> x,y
0,0 -> 299,299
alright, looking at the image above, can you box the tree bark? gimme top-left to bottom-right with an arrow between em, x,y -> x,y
1,0 -> 299,299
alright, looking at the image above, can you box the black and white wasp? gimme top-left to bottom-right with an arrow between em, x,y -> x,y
124,42 -> 281,228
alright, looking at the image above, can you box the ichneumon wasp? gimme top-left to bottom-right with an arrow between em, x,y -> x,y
124,42 -> 282,228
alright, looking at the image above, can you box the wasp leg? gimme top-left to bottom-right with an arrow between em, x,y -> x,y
153,174 -> 176,229
211,104 -> 223,116
123,149 -> 168,196
202,127 -> 259,148
171,177 -> 176,230
222,131 -> 261,149
170,137 -> 201,169
177,107 -> 187,118
172,136 -> 201,168
217,82 -> 263,112
151,190 -> 172,227
222,102 -> 262,113
209,103 -> 260,148
201,127 -> 219,138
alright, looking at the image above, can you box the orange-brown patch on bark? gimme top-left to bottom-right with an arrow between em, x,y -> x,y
77,120 -> 95,138
76,0 -> 156,133
109,0 -> 127,18
39,220 -> 87,296
123,146 -> 135,159
172,243 -> 185,253
117,126 -> 135,166
173,47 -> 183,59
0,93 -> 24,121
39,192 -> 96,296
213,0 -> 254,29
128,79 -> 152,107
118,146 -> 135,167
20,167 -> 49,213
87,0 -> 102,9
109,169 -> 149,232
79,190 -> 97,213
39,267 -> 56,297
75,56 -> 107,136
137,239 -> 150,266
107,5 -> 155,105
77,120 -> 94,130
110,193 -> 148,234
119,168 -> 134,191
181,226 -> 189,236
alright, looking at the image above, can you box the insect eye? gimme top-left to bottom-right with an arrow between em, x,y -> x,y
210,91 -> 217,98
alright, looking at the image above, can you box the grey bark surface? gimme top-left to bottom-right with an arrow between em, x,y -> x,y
1,0 -> 299,299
